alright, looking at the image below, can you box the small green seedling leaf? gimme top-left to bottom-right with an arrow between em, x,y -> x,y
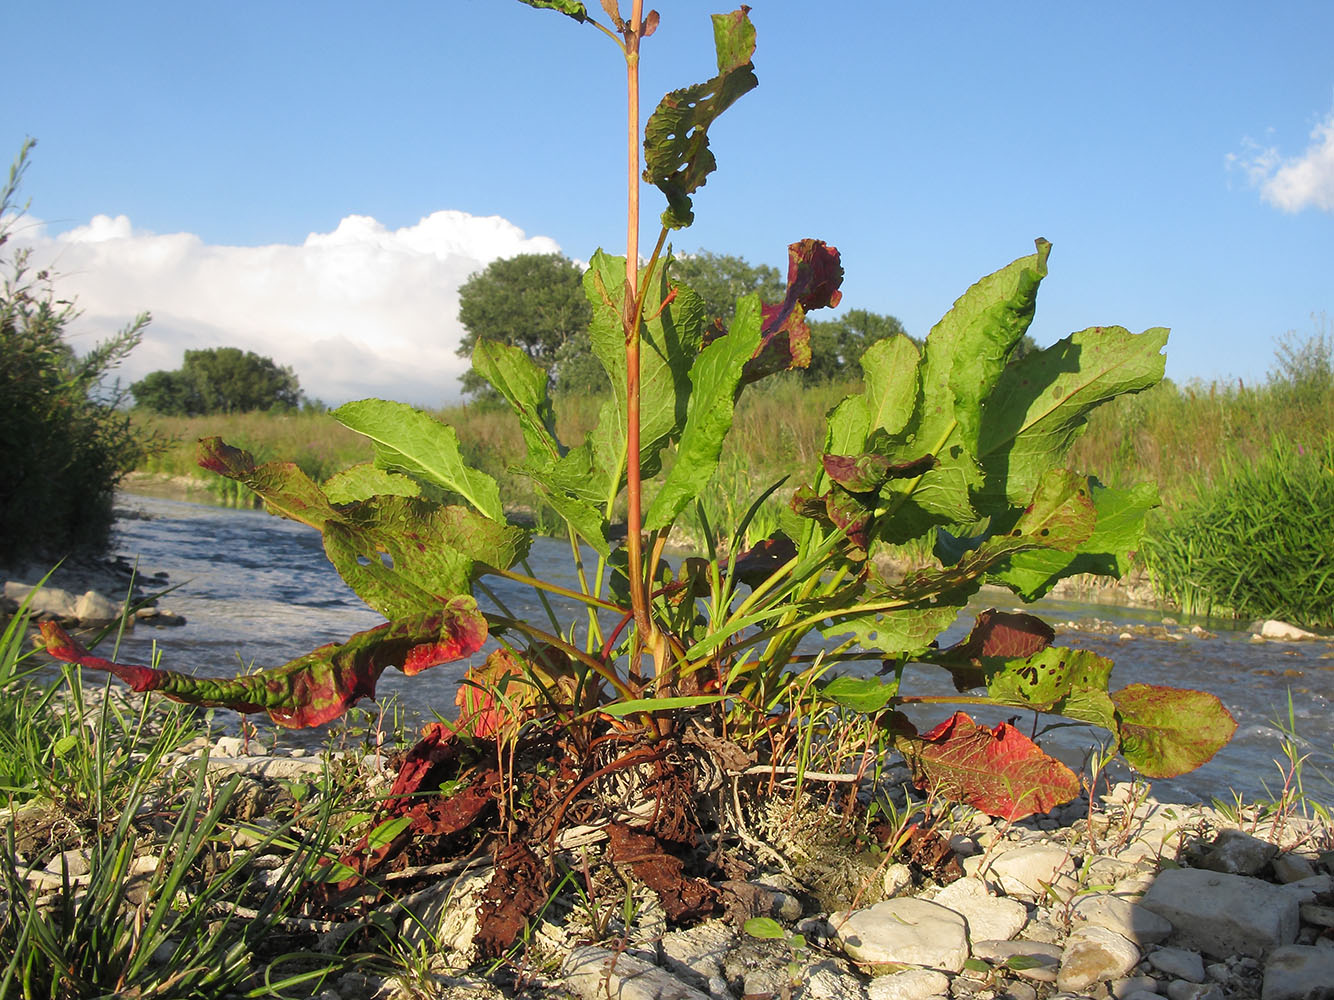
743,917 -> 786,940
597,695 -> 725,718
366,815 -> 413,851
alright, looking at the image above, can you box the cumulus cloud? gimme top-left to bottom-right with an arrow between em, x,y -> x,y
1229,105 -> 1334,213
11,210 -> 563,406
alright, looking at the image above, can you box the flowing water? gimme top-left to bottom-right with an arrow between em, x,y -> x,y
94,493 -> 1334,807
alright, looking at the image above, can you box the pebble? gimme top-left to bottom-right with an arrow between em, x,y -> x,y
1057,925 -> 1141,992
1148,946 -> 1206,982
830,898 -> 969,972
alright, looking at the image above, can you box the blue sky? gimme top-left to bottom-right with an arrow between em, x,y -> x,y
5,1 -> 1332,406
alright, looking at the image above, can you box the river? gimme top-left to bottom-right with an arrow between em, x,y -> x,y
96,493 -> 1334,808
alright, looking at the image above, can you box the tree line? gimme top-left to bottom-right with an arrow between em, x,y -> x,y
454,250 -> 917,397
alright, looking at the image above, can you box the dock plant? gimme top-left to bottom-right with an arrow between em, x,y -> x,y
39,0 -> 1235,947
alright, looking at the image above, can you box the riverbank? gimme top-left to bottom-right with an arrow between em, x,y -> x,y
5,679 -> 1334,1000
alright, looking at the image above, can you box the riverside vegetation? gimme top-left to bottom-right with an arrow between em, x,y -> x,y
12,1 -> 1327,996
130,326 -> 1334,629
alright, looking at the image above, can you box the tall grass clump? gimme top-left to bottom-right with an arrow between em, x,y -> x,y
1142,434 -> 1334,629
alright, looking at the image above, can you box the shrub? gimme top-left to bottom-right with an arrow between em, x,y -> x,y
0,142 -> 148,563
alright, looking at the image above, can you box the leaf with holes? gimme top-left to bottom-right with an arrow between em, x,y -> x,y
643,7 -> 758,229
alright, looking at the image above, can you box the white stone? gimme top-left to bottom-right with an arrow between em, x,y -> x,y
932,877 -> 1027,941
73,590 -> 121,622
1260,620 -> 1322,642
830,898 -> 968,971
1139,868 -> 1299,959
1261,945 -> 1334,1000
981,844 -> 1075,900
867,967 -> 950,1000
1071,893 -> 1173,945
1112,976 -> 1161,998
970,939 -> 1062,982
1057,925 -> 1140,992
1272,853 -> 1318,884
883,862 -> 913,896
4,581 -> 77,617
1148,946 -> 1205,982
1199,829 -> 1278,876
660,921 -> 736,987
565,946 -> 710,1000
1166,983 -> 1224,1000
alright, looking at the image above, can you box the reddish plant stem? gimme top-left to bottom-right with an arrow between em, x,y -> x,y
622,0 -> 654,678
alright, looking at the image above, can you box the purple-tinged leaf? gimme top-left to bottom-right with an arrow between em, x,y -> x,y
822,452 -> 937,494
37,598 -> 487,728
732,533 -> 797,589
897,711 -> 1081,821
743,240 -> 844,384
1111,684 -> 1237,778
937,609 -> 1056,662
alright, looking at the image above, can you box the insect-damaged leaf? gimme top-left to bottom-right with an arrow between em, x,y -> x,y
37,598 -> 487,728
1111,684 -> 1237,778
896,711 -> 1080,821
643,7 -> 758,229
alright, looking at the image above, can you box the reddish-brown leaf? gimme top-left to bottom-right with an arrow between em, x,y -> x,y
743,240 -> 844,384
607,823 -> 717,924
899,711 -> 1080,821
37,597 -> 487,728
938,609 -> 1057,662
475,843 -> 549,958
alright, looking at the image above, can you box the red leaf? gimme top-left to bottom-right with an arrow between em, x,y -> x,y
37,596 -> 487,729
939,609 -> 1057,662
901,711 -> 1080,821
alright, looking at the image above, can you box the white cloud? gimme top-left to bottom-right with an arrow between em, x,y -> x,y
12,210 -> 563,406
1230,107 -> 1334,213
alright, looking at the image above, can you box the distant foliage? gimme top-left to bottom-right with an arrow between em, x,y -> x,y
455,253 -> 592,397
806,308 -> 910,383
671,250 -> 785,330
1144,435 -> 1334,629
0,142 -> 148,561
132,347 -> 302,415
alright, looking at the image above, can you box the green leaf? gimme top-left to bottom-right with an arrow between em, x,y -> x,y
323,463 -> 422,506
366,815 -> 414,851
642,8 -> 759,228
820,674 -> 900,713
597,695 -> 726,718
515,0 -> 586,21
743,917 -> 786,940
646,293 -> 763,529
472,339 -> 563,468
976,326 -> 1168,512
322,497 -> 529,618
333,399 -> 504,522
1111,684 -> 1237,778
872,241 -> 1052,537
584,252 -> 705,489
53,734 -> 78,758
990,480 -> 1160,599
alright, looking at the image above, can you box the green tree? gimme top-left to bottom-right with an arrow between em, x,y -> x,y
132,347 -> 302,415
456,253 -> 591,397
1,141 -> 148,561
806,308 -> 910,382
670,250 -> 784,331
